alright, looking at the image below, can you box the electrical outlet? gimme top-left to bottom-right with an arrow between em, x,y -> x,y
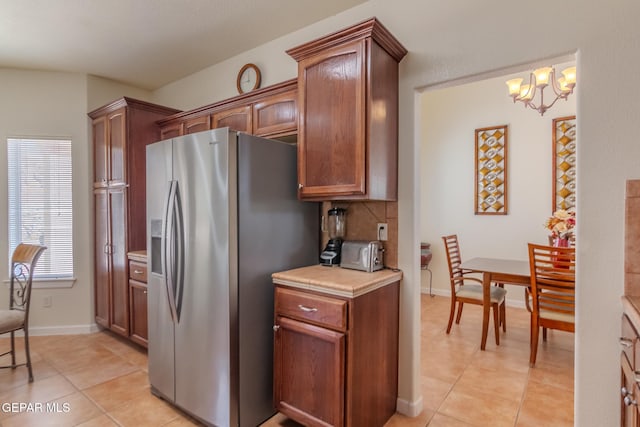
43,296 -> 52,308
377,223 -> 388,241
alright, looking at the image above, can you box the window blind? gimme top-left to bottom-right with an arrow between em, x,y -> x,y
7,138 -> 73,279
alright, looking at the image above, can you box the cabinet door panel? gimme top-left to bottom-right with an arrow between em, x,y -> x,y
298,41 -> 366,198
184,115 -> 211,134
212,106 -> 252,133
274,316 -> 345,427
129,280 -> 148,347
93,117 -> 108,186
253,90 -> 297,137
109,188 -> 129,337
108,109 -> 126,186
160,122 -> 184,139
94,189 -> 110,328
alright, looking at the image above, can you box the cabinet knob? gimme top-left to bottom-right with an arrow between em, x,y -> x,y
273,325 -> 280,332
298,183 -> 303,189
625,395 -> 638,407
143,290 -> 148,294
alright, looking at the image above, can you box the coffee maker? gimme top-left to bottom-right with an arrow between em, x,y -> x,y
320,207 -> 346,266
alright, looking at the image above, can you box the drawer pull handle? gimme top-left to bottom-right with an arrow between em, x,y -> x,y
620,337 -> 634,348
134,270 -> 144,274
625,395 -> 638,407
143,290 -> 148,294
298,304 -> 318,313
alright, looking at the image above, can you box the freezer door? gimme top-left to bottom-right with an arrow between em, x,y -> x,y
173,128 -> 236,427
146,139 -> 176,401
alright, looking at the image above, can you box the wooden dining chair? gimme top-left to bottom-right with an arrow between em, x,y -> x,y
442,235 -> 506,344
0,243 -> 47,382
527,243 -> 575,367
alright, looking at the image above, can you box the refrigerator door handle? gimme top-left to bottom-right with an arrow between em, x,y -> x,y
163,180 -> 179,323
172,180 -> 185,322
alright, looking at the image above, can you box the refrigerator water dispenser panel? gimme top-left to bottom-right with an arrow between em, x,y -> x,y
150,219 -> 163,275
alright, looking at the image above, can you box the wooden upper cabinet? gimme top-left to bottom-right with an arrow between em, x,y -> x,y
160,121 -> 183,139
184,115 -> 211,135
212,105 -> 252,133
253,89 -> 297,138
155,79 -> 298,140
287,18 -> 407,201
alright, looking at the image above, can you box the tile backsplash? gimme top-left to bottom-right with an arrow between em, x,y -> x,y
626,180 -> 640,296
320,201 -> 398,269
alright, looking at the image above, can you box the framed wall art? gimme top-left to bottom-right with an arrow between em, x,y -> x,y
552,115 -> 577,212
474,125 -> 508,215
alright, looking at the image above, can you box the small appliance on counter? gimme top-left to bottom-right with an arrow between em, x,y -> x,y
340,240 -> 385,272
320,207 -> 347,266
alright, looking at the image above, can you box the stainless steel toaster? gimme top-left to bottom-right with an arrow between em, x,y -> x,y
340,240 -> 385,272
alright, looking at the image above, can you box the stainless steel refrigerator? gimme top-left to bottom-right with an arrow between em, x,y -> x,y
146,128 -> 319,427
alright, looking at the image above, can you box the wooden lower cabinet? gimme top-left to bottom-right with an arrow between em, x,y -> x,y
622,354 -> 640,427
621,314 -> 640,426
128,253 -> 148,348
273,282 -> 399,427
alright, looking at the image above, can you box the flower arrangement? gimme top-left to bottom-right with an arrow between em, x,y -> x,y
544,209 -> 576,239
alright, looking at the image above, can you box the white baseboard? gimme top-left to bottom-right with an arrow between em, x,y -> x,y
12,323 -> 101,337
396,395 -> 424,417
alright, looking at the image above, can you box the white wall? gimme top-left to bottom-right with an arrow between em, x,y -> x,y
151,1 -> 640,424
0,69 -> 93,331
420,66 -> 576,302
0,70 -> 153,333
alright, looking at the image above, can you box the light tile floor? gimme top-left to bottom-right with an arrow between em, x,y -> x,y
0,294 -> 573,426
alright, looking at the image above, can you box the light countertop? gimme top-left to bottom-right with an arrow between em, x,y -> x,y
127,250 -> 147,263
272,264 -> 402,298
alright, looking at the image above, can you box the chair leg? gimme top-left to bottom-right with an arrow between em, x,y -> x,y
500,301 -> 506,332
524,287 -> 532,313
24,329 -> 33,382
446,298 -> 456,334
530,315 -> 539,367
542,327 -> 547,342
493,303 -> 500,345
10,331 -> 16,368
455,302 -> 464,324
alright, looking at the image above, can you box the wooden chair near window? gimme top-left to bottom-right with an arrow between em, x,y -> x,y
527,243 -> 575,367
0,243 -> 47,382
442,235 -> 506,344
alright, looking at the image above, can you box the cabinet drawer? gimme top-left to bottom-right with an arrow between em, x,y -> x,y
275,287 -> 347,331
129,261 -> 147,283
621,314 -> 638,368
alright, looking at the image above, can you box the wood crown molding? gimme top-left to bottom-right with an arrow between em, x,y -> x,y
286,17 -> 408,63
88,97 -> 181,119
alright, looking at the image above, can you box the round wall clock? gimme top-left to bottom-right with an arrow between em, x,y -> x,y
236,63 -> 262,94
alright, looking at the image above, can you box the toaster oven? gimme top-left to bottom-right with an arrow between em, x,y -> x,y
340,240 -> 385,272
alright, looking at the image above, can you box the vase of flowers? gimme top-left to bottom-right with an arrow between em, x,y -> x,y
544,209 -> 576,246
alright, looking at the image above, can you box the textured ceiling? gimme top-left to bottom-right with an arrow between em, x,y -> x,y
0,0 -> 366,89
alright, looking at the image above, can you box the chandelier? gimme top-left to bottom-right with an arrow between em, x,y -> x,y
506,66 -> 576,116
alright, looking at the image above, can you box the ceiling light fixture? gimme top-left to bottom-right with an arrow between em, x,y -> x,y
506,66 -> 576,116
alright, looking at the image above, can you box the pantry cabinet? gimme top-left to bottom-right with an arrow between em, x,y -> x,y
272,265 -> 401,427
89,97 -> 179,341
286,18 -> 407,201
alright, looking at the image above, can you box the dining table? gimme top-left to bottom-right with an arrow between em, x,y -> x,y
459,257 -> 531,350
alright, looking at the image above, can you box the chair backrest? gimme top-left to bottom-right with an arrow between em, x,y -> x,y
9,244 -> 47,314
527,243 -> 575,323
442,235 -> 465,288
